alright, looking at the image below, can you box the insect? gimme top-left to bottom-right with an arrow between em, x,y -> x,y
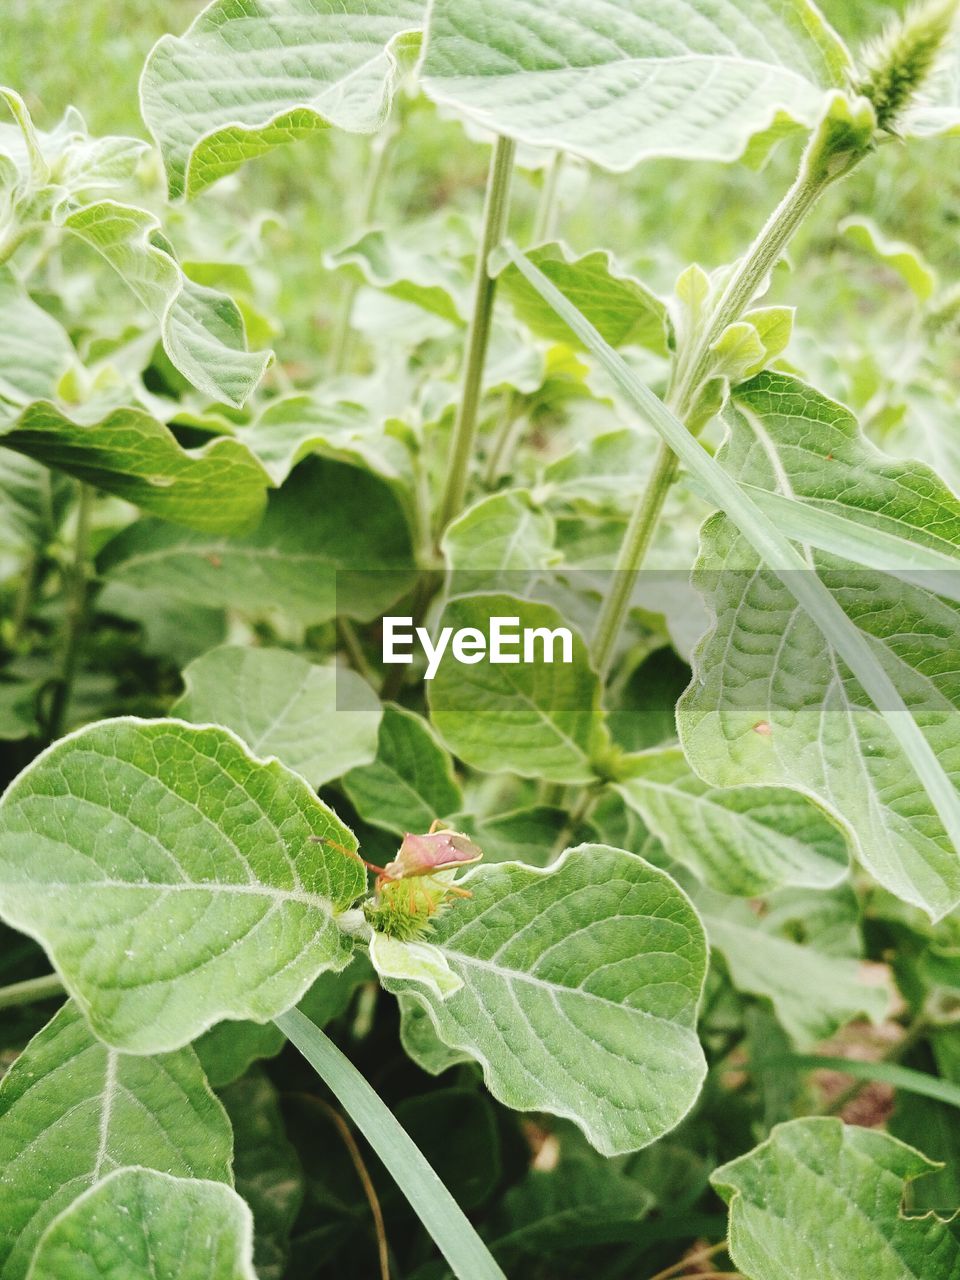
311,820 -> 483,940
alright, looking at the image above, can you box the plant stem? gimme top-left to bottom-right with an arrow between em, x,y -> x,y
668,167 -> 829,418
533,150 -> 565,243
11,551 -> 38,646
435,135 -> 517,537
49,483 -> 93,740
292,1093 -> 390,1280
484,392 -> 525,487
336,617 -> 377,687
646,1241 -> 730,1280
0,972 -> 65,1011
276,1007 -> 507,1280
589,121 -> 868,678
330,125 -> 396,374
589,442 -> 679,679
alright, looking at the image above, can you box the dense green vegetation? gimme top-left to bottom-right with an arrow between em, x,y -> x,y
1,1 -> 960,1278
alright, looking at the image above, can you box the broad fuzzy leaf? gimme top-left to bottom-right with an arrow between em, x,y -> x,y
0,1001 -> 232,1280
27,1169 -> 257,1280
342,703 -> 462,836
0,717 -> 366,1052
0,269 -> 74,408
443,491 -> 558,592
679,373 -> 960,919
174,645 -> 381,787
700,895 -> 889,1045
98,457 -> 416,626
325,226 -> 470,324
381,844 -> 708,1156
428,593 -> 612,784
141,0 -> 427,198
419,0 -> 851,170
712,1118 -> 960,1279
219,1069 -> 304,1280
235,395 -> 414,491
617,747 -> 849,896
63,201 -> 271,407
0,403 -> 270,534
494,242 -> 669,355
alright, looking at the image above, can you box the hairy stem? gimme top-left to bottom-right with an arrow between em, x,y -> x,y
592,121 -> 868,677
435,135 -> 516,537
330,124 -> 396,374
590,442 -> 679,679
49,483 -> 93,740
532,150 -> 565,243
0,972 -> 66,1011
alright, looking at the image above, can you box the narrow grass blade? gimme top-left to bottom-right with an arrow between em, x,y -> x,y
275,1007 -> 507,1280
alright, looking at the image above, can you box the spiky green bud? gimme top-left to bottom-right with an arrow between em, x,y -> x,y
855,0 -> 958,132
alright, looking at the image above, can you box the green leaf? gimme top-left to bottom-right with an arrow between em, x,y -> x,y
63,201 -> 271,407
141,0 -> 427,198
219,1068 -> 304,1280
174,645 -> 381,788
27,1169 -> 256,1280
616,747 -> 849,896
370,933 -> 463,999
428,593 -> 612,784
0,1001 -> 232,1280
399,995 -> 473,1076
195,1020 -> 285,1090
419,0 -> 851,171
98,457 -> 416,626
504,246 -> 960,921
494,243 -> 669,356
841,217 -> 938,300
712,1118 -> 960,1280
194,954 -> 372,1088
679,372 -> 960,919
342,703 -> 462,837
0,717 -> 366,1052
443,491 -> 558,592
0,268 -> 74,408
700,893 -> 889,1045
380,844 -> 708,1156
0,403 -> 270,533
234,394 -> 414,492
325,226 -> 469,325
0,454 -> 71,555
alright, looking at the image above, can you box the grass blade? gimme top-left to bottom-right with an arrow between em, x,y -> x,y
275,1006 -> 507,1280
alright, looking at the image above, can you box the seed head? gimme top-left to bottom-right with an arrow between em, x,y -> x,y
855,0 -> 958,132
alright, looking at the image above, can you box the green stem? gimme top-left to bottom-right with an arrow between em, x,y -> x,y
330,125 -> 396,374
49,482 -> 93,740
276,1007 -> 507,1280
0,972 -> 66,1011
484,391 -> 525,487
532,150 -> 565,243
589,122 -> 868,678
589,442 -> 679,679
336,618 -> 377,687
435,135 -> 517,537
11,550 -> 38,646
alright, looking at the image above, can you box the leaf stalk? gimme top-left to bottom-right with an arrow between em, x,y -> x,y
435,135 -> 516,537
